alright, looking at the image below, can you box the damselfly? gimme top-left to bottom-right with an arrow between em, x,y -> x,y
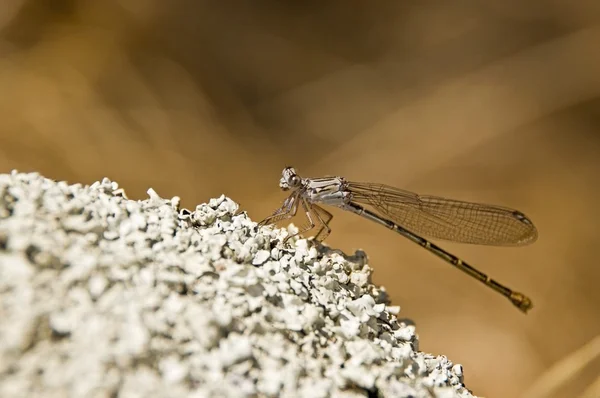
259,167 -> 538,312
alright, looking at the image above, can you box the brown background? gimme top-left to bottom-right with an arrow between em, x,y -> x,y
1,1 -> 599,397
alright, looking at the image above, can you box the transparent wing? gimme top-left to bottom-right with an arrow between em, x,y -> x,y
347,182 -> 538,246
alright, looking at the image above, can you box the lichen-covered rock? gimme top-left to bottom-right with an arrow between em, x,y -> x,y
0,172 -> 475,398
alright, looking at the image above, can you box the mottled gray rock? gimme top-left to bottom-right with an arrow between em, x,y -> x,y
0,171 -> 475,398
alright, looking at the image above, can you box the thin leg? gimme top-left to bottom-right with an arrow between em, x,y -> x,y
283,199 -> 318,243
310,204 -> 333,242
259,194 -> 298,226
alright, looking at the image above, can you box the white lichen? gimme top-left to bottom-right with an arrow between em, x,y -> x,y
0,171 -> 475,398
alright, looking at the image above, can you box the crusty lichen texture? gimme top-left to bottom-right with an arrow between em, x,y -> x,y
0,172 -> 474,398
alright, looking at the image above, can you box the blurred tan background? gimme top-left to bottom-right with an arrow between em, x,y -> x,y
1,1 -> 599,397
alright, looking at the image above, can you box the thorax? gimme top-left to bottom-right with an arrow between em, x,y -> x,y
303,177 -> 349,206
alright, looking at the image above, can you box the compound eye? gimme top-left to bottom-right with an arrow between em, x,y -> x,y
290,176 -> 300,186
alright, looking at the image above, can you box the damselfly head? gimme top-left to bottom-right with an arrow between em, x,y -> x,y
279,166 -> 301,191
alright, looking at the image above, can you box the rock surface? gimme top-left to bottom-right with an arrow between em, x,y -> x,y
0,172 -> 474,398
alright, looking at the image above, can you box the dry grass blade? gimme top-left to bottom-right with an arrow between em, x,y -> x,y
524,334 -> 600,398
579,374 -> 600,398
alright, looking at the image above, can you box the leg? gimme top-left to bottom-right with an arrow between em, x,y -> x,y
310,204 -> 333,243
282,199 -> 318,243
258,194 -> 298,226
